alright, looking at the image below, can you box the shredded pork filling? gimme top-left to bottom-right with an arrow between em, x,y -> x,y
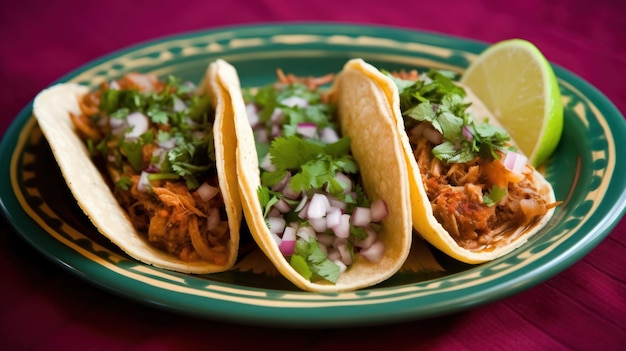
71,77 -> 230,264
413,137 -> 551,251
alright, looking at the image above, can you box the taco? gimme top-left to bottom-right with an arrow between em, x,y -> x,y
32,59 -> 242,273
232,65 -> 412,292
342,58 -> 558,264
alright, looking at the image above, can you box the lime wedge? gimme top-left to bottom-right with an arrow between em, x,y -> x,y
460,39 -> 564,167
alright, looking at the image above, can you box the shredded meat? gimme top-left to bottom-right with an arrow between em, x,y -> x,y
414,137 -> 553,251
72,75 -> 230,264
275,68 -> 335,91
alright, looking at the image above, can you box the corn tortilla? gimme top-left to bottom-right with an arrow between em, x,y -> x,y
343,58 -> 556,264
32,59 -> 242,273
232,60 -> 412,292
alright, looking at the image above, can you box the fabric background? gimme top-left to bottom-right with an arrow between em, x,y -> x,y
1,0 -> 625,350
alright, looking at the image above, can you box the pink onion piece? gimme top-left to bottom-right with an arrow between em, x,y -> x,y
353,227 -> 377,249
325,207 -> 342,228
332,214 -> 351,239
296,122 -> 318,139
196,182 -> 220,202
246,103 -> 260,127
359,240 -> 385,262
333,172 -> 352,194
350,206 -> 372,227
370,199 -> 389,222
309,217 -> 328,232
279,226 -> 297,256
273,198 -> 291,213
502,150 -> 528,174
423,126 -> 443,145
462,125 -> 474,142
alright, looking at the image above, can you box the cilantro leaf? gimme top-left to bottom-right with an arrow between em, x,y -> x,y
483,185 -> 507,206
291,237 -> 340,283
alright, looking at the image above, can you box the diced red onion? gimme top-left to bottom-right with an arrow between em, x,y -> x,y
325,207 -> 342,228
206,207 -> 220,231
137,171 -> 151,192
353,227 -> 377,249
246,103 -> 260,127
309,217 -> 327,232
332,214 -> 351,239
273,198 -> 291,213
271,172 -> 290,192
260,153 -> 275,172
334,172 -> 352,194
283,184 -> 301,200
423,126 -> 443,145
268,216 -> 286,234
462,125 -> 474,142
270,108 -> 283,124
359,240 -> 385,262
350,206 -> 372,227
126,73 -> 157,92
279,226 -> 297,256
327,248 -> 341,262
408,122 -> 427,141
336,239 -> 353,265
370,199 -> 389,222
296,226 -> 317,241
327,196 -> 347,210
319,127 -> 340,144
196,182 -> 220,202
280,96 -> 309,108
502,151 -> 528,174
296,122 -> 318,139
125,112 -> 149,140
294,194 -> 309,212
307,193 -> 331,219
316,233 -> 335,247
173,96 -> 186,112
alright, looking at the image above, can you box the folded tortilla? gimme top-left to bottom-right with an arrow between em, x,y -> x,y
232,62 -> 412,292
32,59 -> 242,273
342,58 -> 556,264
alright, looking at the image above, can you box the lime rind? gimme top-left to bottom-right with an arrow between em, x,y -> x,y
460,39 -> 564,167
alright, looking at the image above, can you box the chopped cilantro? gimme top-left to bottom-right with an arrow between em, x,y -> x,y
262,135 -> 357,199
483,185 -> 507,206
385,68 -> 510,163
290,237 -> 341,283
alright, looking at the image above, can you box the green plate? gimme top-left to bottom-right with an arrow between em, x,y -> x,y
1,23 -> 625,328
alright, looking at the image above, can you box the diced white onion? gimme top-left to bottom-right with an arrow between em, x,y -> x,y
309,217 -> 327,232
173,96 -> 186,112
502,151 -> 528,174
296,122 -> 318,139
325,207 -> 342,228
307,193 -> 331,219
350,207 -> 371,227
359,240 -> 385,262
334,172 -> 352,194
296,226 -> 317,241
320,127 -> 340,144
196,182 -> 220,202
268,216 -> 286,234
125,112 -> 149,140
137,171 -> 151,192
273,198 -> 291,213
332,214 -> 351,239
370,199 -> 389,222
260,153 -> 275,172
280,96 -> 309,108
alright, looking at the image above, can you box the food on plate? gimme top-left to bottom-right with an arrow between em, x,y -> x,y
343,57 -> 559,264
32,59 -> 243,273
233,65 -> 412,292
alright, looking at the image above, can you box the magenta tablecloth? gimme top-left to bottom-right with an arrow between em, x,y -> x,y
1,1 -> 625,350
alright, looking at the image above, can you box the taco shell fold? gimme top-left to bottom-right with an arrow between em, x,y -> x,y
32,59 -> 242,273
342,58 -> 556,264
233,61 -> 412,292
